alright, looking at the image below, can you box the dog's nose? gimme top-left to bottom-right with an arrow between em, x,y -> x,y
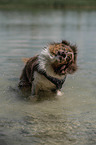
58,50 -> 66,58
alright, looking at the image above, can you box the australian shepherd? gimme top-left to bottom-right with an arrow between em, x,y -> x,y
18,40 -> 77,97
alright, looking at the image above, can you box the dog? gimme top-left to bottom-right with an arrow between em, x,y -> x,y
18,40 -> 77,97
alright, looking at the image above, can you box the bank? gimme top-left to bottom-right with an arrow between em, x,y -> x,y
0,0 -> 96,9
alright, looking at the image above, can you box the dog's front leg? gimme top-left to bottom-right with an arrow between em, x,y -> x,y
31,83 -> 39,96
57,90 -> 63,96
29,83 -> 39,101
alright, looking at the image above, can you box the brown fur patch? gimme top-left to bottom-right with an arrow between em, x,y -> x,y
49,43 -> 72,56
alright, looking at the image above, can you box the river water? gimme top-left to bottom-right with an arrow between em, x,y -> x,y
0,9 -> 96,145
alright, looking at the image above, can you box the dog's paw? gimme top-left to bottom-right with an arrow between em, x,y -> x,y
57,90 -> 63,96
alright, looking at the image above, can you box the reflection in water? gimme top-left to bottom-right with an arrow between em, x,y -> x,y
0,9 -> 96,145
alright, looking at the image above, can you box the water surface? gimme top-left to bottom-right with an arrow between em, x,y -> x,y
0,9 -> 96,145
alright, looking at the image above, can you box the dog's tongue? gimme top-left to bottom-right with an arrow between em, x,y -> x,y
60,70 -> 65,74
59,65 -> 66,74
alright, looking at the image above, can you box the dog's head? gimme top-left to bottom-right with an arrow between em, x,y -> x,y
39,40 -> 77,75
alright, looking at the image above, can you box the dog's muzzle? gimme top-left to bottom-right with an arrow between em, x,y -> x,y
52,49 -> 74,75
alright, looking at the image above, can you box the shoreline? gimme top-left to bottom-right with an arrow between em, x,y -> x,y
0,5 -> 96,10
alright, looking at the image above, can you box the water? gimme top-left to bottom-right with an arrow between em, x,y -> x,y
0,9 -> 96,145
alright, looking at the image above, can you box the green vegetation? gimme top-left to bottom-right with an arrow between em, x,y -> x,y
0,0 -> 96,9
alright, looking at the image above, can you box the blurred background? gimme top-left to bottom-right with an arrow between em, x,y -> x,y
0,1 -> 96,145
0,0 -> 96,9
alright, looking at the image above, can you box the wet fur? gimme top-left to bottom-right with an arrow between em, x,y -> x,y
19,40 -> 77,97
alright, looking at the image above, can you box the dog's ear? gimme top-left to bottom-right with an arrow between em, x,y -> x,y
62,40 -> 77,64
68,44 -> 78,74
67,63 -> 77,74
70,44 -> 77,64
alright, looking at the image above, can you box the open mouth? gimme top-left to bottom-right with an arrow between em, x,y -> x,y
56,63 -> 70,75
52,54 -> 73,75
51,61 -> 70,75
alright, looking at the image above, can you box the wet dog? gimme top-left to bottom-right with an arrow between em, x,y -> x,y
18,40 -> 77,97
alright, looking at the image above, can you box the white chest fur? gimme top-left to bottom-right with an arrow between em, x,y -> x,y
33,71 -> 55,91
32,47 -> 65,95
